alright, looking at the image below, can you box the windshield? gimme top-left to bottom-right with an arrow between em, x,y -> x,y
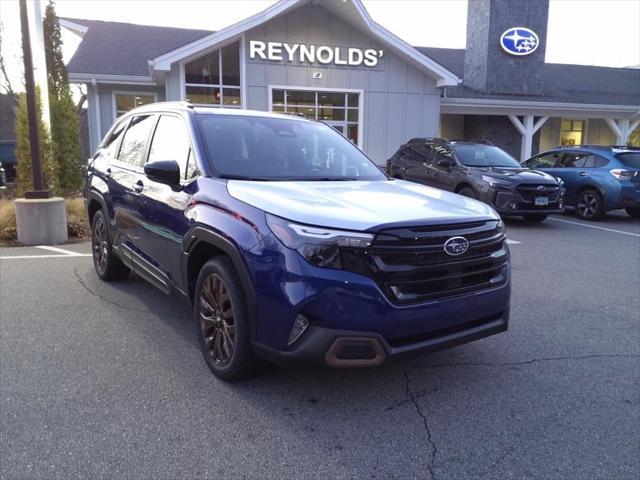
196,114 -> 386,181
615,152 -> 640,169
453,145 -> 522,168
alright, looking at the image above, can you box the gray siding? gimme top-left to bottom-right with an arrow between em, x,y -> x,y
242,3 -> 442,164
88,83 -> 165,151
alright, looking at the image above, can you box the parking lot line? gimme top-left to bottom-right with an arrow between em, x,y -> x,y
0,254 -> 92,260
35,245 -> 83,256
506,239 -> 521,245
548,217 -> 640,238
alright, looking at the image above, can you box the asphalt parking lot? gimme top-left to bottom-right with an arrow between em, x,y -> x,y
1,212 -> 638,480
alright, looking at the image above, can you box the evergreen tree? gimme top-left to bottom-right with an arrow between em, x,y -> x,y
15,87 -> 52,195
44,1 -> 82,194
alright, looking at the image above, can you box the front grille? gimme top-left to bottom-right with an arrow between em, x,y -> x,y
366,220 -> 508,305
516,184 -> 561,202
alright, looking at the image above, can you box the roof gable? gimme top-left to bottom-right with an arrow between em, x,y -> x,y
148,0 -> 460,86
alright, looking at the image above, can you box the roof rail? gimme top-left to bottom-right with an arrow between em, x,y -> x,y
407,137 -> 450,145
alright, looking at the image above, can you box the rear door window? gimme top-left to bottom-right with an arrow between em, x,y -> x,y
101,118 -> 129,161
584,154 -> 609,168
118,115 -> 156,167
560,152 -> 588,168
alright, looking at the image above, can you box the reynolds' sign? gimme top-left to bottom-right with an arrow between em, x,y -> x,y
249,40 -> 384,67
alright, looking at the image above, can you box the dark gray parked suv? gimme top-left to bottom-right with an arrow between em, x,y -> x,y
387,138 -> 565,222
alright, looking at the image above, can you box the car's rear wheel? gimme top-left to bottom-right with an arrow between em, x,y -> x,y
91,210 -> 129,281
625,206 -> 640,218
522,214 -> 548,223
575,190 -> 603,220
458,186 -> 476,199
194,257 -> 257,381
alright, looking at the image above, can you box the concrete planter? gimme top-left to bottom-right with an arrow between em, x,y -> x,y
14,197 -> 68,245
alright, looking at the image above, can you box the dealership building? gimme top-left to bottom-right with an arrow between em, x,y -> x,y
62,0 -> 640,163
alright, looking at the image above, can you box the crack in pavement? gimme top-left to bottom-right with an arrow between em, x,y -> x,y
404,370 -> 438,480
73,266 -> 159,315
393,353 -> 638,480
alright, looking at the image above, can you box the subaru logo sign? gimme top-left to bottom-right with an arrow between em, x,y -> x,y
444,236 -> 469,256
500,27 -> 539,56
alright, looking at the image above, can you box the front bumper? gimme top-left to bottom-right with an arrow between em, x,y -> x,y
246,234 -> 511,368
253,308 -> 509,368
486,187 -> 565,215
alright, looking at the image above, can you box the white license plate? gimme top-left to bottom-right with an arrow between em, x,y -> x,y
535,196 -> 549,206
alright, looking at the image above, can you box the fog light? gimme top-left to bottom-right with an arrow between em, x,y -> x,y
288,314 -> 310,346
510,202 -> 518,210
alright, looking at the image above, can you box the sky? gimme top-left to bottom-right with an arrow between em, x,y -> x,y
1,0 -> 639,92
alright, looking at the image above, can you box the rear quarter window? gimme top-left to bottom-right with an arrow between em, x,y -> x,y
615,153 -> 640,169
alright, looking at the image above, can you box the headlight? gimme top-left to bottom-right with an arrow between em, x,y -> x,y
266,214 -> 373,269
481,175 -> 511,188
554,177 -> 565,187
496,219 -> 505,235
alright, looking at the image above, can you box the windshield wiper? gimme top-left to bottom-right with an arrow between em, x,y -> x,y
300,177 -> 358,181
218,174 -> 275,181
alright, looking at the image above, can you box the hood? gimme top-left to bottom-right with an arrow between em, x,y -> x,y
226,179 -> 498,231
479,167 -> 558,183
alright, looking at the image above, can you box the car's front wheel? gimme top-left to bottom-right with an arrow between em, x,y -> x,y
522,214 -> 548,223
91,210 -> 130,281
625,206 -> 640,218
575,190 -> 603,220
194,257 -> 257,381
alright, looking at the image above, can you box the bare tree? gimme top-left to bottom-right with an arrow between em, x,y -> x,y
75,84 -> 87,114
0,22 -> 16,97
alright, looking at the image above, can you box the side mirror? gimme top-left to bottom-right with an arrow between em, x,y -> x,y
144,160 -> 181,186
437,159 -> 454,168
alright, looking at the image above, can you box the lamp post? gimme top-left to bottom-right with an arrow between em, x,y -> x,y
19,0 -> 50,199
14,0 -> 67,245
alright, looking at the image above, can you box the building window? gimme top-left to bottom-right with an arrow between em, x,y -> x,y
184,41 -> 241,108
560,119 -> 584,146
114,93 -> 156,117
271,89 -> 360,145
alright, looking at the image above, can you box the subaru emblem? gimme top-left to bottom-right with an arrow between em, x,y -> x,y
444,236 -> 469,256
500,27 -> 539,56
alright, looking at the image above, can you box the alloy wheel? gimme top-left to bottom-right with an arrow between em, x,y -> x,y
92,216 -> 109,275
199,274 -> 235,366
576,192 -> 599,219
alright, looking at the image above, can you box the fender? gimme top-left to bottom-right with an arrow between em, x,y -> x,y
85,189 -> 110,227
183,225 -> 258,335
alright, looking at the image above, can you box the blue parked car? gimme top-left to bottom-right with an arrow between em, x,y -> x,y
524,145 -> 640,220
85,103 -> 511,380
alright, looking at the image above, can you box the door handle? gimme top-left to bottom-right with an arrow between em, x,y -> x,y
579,171 -> 588,176
133,180 -> 144,193
105,168 -> 112,178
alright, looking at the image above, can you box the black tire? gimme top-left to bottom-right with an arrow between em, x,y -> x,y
575,189 -> 604,220
194,257 -> 257,381
625,206 -> 640,218
522,214 -> 548,223
458,186 -> 477,199
91,210 -> 130,281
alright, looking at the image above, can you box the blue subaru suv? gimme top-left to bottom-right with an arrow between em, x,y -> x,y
85,103 -> 511,380
524,145 -> 640,220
